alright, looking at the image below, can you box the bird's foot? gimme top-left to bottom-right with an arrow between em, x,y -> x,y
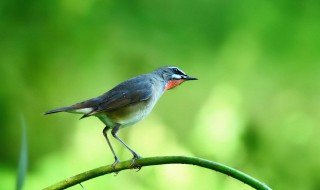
130,154 -> 142,172
112,157 -> 120,175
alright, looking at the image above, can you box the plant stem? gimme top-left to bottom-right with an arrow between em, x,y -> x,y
43,156 -> 272,190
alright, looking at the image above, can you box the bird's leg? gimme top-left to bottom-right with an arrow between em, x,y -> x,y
111,126 -> 142,170
103,126 -> 120,172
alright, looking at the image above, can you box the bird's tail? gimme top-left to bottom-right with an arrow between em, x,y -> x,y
44,106 -> 72,115
44,98 -> 99,115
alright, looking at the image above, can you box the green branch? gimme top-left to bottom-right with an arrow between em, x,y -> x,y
43,156 -> 272,190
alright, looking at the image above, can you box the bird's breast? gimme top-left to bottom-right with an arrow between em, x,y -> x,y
164,79 -> 185,92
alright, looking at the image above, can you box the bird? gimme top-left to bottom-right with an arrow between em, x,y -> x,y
44,66 -> 197,170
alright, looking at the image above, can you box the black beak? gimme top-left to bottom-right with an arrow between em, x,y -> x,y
185,75 -> 198,80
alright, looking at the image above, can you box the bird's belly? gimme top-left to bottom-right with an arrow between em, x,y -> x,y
97,101 -> 155,128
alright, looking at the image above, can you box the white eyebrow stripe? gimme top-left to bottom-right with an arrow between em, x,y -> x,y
168,67 -> 186,75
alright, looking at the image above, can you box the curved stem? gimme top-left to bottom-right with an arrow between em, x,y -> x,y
43,156 -> 272,190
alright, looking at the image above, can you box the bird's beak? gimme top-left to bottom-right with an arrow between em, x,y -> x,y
185,75 -> 198,80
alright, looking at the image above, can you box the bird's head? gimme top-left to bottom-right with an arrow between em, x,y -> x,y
154,66 -> 198,91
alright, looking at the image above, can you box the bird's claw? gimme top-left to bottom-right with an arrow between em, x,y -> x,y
130,154 -> 142,172
112,158 -> 120,175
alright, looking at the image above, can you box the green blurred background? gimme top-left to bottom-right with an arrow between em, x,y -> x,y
1,0 -> 320,189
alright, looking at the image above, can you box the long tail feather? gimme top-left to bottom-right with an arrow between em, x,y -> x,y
44,107 -> 71,115
44,98 -> 99,115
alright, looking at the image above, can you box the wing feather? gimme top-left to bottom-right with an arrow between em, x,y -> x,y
82,75 -> 153,117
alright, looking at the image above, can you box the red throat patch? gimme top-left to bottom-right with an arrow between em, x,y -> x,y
164,79 -> 185,92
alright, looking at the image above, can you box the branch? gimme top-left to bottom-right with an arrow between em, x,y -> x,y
43,156 -> 272,190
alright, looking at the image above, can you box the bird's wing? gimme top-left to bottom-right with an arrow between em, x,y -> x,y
82,75 -> 154,117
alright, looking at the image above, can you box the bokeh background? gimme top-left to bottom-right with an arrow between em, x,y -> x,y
1,0 -> 320,189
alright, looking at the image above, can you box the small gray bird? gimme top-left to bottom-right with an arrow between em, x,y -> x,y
45,66 -> 197,169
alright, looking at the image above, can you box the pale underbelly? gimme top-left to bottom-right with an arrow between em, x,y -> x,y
96,101 -> 155,128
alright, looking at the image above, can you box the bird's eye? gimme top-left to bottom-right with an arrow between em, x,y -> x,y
172,68 -> 181,74
168,67 -> 186,75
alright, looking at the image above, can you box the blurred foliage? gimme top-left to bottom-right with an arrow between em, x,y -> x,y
1,0 -> 320,189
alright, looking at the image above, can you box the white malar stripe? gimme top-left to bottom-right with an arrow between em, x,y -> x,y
171,74 -> 182,79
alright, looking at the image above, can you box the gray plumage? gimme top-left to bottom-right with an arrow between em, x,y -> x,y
44,66 -> 197,170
